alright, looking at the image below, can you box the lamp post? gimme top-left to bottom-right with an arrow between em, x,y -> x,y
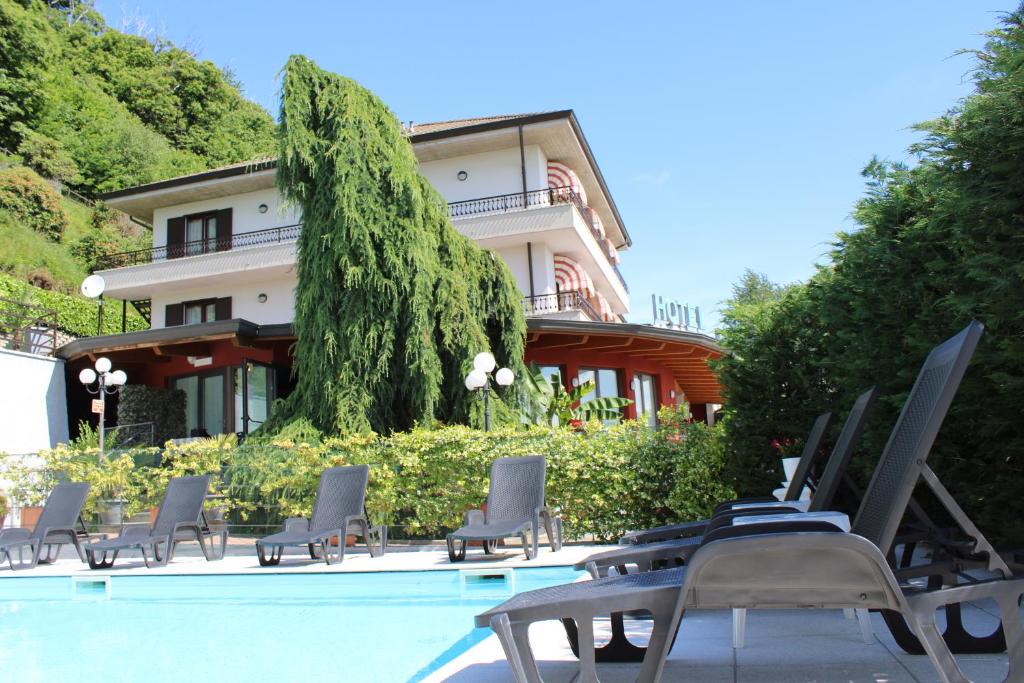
464,352 -> 515,432
78,357 -> 127,455
80,274 -> 106,336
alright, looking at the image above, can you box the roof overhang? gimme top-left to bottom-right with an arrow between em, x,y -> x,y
56,319 -> 295,363
525,318 -> 724,404
100,111 -> 631,247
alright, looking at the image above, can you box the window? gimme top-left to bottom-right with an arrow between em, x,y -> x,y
184,299 -> 217,325
633,372 -> 658,428
165,297 -> 231,327
577,367 -> 624,425
185,213 -> 218,256
173,372 -> 226,437
233,362 -> 274,434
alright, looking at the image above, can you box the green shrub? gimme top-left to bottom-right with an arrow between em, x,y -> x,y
117,385 -> 186,445
0,166 -> 68,240
0,273 -> 146,337
12,123 -> 81,185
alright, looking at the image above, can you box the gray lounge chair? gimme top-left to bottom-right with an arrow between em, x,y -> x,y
477,321 -> 1024,683
447,455 -> 562,562
618,410 -> 833,546
0,483 -> 90,570
255,465 -> 386,566
85,474 -> 226,569
564,387 -> 878,660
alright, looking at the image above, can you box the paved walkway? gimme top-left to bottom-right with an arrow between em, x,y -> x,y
0,539 -> 1012,681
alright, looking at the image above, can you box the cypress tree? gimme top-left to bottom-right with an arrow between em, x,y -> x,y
265,55 -> 525,434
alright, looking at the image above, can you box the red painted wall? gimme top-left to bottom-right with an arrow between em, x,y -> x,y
525,346 -> 686,420
136,341 -> 282,388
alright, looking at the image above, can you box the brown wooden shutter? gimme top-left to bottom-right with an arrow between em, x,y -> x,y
215,208 -> 232,252
167,217 -> 186,259
164,303 -> 183,327
214,297 -> 232,321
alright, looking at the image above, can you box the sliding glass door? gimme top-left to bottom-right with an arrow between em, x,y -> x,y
234,361 -> 274,435
173,362 -> 276,438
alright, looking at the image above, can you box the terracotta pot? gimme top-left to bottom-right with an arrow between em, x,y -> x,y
325,535 -> 357,547
20,505 -> 43,531
148,507 -> 159,525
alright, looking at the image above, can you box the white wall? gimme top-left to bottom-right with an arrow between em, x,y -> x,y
495,242 -> 556,297
419,145 -> 547,203
151,276 -> 296,327
151,187 -> 301,249
0,349 -> 68,454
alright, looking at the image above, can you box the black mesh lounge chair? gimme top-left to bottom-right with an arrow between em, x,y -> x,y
565,387 -> 878,661
447,455 -> 562,562
255,465 -> 386,566
618,410 -> 833,546
84,474 -> 226,569
0,483 -> 90,570
476,321 -> 1024,683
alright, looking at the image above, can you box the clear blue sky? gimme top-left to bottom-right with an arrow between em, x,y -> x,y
96,1 -> 1017,330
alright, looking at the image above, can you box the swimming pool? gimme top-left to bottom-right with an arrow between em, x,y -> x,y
0,566 -> 581,682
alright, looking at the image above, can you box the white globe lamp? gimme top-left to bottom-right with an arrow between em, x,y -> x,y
95,357 -> 112,374
109,370 -> 128,386
78,368 -> 97,385
495,367 -> 515,387
473,351 -> 496,373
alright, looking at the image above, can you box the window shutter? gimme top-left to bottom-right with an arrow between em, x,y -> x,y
167,217 -> 186,259
164,303 -> 183,327
216,208 -> 233,252
215,297 -> 232,321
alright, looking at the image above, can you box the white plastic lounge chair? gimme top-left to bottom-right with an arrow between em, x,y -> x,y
476,321 -> 1024,683
255,465 -> 386,566
84,474 -> 226,569
447,455 -> 562,562
0,483 -> 90,570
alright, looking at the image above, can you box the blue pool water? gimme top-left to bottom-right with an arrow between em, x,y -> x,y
0,567 -> 581,682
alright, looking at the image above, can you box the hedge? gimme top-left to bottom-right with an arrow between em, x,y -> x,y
116,385 -> 186,445
22,410 -> 734,540
0,273 -> 146,337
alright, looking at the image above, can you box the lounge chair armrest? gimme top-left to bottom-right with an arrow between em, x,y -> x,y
619,519 -> 708,545
703,519 -> 846,545
284,517 -> 310,533
117,524 -> 154,541
463,509 -> 485,527
0,528 -> 31,544
577,541 -> 696,574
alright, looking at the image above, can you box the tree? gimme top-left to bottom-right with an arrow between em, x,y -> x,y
264,56 -> 525,435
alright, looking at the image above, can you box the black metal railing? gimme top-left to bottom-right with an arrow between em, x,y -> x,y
448,187 -> 628,292
95,224 -> 302,270
0,297 -> 58,355
522,290 -> 600,321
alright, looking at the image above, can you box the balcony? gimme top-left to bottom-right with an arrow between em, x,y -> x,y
522,291 -> 600,322
95,224 -> 302,270
449,187 -> 628,293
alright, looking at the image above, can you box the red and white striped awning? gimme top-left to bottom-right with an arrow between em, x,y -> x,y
590,212 -> 606,239
553,255 -> 594,297
604,237 -> 620,264
547,161 -> 588,204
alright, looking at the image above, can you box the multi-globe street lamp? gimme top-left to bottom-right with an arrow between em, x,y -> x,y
78,356 -> 127,455
464,352 -> 514,432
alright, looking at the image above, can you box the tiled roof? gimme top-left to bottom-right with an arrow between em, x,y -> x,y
403,113 -> 551,135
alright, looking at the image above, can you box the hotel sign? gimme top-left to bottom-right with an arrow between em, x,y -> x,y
651,294 -> 701,332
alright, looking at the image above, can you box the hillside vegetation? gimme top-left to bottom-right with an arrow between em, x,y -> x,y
0,0 -> 277,328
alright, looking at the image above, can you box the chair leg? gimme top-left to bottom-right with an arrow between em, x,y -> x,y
732,608 -> 747,649
908,607 -> 972,683
71,536 -> 88,563
573,616 -> 599,683
637,603 -> 681,683
256,543 -> 281,566
996,589 -> 1024,682
490,613 -> 542,683
8,541 -> 42,570
855,608 -> 874,644
447,536 -> 466,562
86,548 -> 118,569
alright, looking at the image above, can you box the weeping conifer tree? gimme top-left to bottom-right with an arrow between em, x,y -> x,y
265,55 -> 526,434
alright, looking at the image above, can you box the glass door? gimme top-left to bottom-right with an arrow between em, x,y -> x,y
234,360 -> 275,436
634,372 -> 658,428
173,371 -> 226,437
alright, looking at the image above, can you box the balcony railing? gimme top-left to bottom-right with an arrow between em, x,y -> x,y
449,187 -> 629,294
0,297 -> 58,355
523,290 -> 600,321
93,189 -> 629,294
95,224 -> 302,270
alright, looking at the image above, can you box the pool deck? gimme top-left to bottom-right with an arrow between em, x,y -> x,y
0,540 -> 1013,682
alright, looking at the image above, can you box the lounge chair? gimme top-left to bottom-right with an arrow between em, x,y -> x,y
618,410 -> 833,546
255,465 -> 386,566
565,387 -> 878,660
447,455 -> 562,562
84,474 -> 226,569
0,483 -> 90,570
477,321 -> 1024,683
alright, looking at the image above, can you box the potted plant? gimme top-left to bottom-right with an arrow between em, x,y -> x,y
0,458 -> 55,530
92,455 -> 138,526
